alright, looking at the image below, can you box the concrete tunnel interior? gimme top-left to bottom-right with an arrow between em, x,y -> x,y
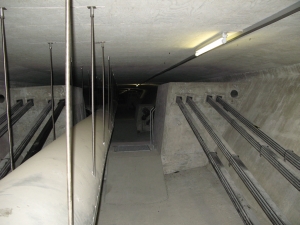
0,1 -> 300,225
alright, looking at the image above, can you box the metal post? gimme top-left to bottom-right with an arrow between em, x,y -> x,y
48,42 -> 56,140
110,71 -> 114,128
150,107 -> 156,148
88,6 -> 96,176
101,42 -> 105,145
81,66 -> 84,90
112,73 -> 116,123
1,7 -> 14,171
150,107 -> 154,146
65,0 -> 73,224
107,56 -> 110,132
88,70 -> 91,110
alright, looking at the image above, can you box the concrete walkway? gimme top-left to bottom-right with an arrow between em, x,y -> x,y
97,148 -> 243,225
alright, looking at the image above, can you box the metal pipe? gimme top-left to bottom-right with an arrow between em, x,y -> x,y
186,96 -> 291,225
176,97 -> 260,225
81,66 -> 84,90
65,0 -> 73,224
216,96 -> 300,170
207,96 -> 300,191
88,6 -> 96,176
140,55 -> 196,85
150,107 -> 156,147
22,99 -> 65,163
1,7 -> 14,171
152,108 -> 155,146
107,56 -> 110,132
88,70 -> 91,111
101,42 -> 106,145
112,73 -> 118,122
0,100 -> 52,179
48,42 -> 56,140
110,72 -> 115,128
150,107 -> 153,146
0,99 -> 34,138
0,100 -> 23,125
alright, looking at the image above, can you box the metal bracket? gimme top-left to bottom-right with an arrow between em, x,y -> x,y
0,7 -> 6,19
87,6 -> 96,17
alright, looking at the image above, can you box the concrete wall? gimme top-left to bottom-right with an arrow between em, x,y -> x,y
0,86 -> 85,168
154,63 -> 300,224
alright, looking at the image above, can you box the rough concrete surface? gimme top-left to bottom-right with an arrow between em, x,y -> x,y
1,1 -> 300,85
154,64 -> 300,224
99,166 -> 244,225
104,149 -> 168,204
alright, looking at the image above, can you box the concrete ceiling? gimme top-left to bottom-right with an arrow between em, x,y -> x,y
0,0 -> 299,87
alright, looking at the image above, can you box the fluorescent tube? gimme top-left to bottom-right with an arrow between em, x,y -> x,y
195,33 -> 227,57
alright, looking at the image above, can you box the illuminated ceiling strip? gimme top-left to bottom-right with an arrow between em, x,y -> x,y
140,1 -> 300,85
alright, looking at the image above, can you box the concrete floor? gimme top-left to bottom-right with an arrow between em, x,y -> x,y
97,106 -> 245,224
98,149 -> 243,225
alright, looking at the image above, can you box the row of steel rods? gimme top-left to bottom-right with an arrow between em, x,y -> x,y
186,96 -> 291,225
216,96 -> 300,170
0,101 -> 52,179
0,3 -> 114,225
0,7 -> 58,177
0,100 -> 23,125
207,96 -> 300,191
176,97 -> 260,225
0,99 -> 34,137
1,7 -> 14,171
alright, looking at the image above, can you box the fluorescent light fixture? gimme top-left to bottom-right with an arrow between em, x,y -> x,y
195,33 -> 227,57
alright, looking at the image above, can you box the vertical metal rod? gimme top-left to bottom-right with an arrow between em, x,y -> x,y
111,72 -> 114,127
1,7 -> 14,171
112,73 -> 116,122
110,71 -> 113,127
150,107 -> 154,146
81,66 -> 83,90
48,42 -> 56,140
107,56 -> 110,132
88,70 -> 91,110
152,108 -> 155,147
88,6 -> 96,176
65,0 -> 73,224
101,42 -> 106,145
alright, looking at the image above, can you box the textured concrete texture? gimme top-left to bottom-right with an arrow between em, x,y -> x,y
99,163 -> 244,225
1,1 -> 300,86
0,86 -> 85,170
104,149 -> 168,204
154,63 -> 300,224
